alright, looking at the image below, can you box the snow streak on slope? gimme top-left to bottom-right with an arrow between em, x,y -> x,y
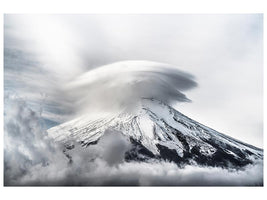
48,98 -> 262,168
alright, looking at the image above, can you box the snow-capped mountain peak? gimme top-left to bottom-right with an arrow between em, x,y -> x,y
47,98 -> 263,168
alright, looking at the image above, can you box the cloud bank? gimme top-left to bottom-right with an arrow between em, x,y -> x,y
4,99 -> 263,186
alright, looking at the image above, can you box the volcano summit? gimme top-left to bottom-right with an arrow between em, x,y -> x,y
48,98 -> 263,169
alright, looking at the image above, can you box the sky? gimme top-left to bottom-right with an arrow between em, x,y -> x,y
4,14 -> 263,148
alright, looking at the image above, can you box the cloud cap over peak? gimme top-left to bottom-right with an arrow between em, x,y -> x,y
65,60 -> 197,113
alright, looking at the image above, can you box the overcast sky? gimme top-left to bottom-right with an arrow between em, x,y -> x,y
4,14 -> 263,148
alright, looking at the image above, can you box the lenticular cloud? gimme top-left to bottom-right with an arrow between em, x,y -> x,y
64,60 -> 197,113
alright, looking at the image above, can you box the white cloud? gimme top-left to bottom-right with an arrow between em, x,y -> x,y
63,60 -> 197,114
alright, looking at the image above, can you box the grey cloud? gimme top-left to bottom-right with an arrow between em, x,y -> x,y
4,97 -> 68,186
97,129 -> 132,166
66,129 -> 132,167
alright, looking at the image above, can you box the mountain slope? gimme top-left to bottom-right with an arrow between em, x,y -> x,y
47,98 -> 263,168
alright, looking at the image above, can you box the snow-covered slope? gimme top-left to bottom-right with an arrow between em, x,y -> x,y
47,98 -> 263,168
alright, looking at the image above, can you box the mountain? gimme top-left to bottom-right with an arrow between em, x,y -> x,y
47,98 -> 263,168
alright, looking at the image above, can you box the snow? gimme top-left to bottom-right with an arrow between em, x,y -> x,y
47,98 -> 262,161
